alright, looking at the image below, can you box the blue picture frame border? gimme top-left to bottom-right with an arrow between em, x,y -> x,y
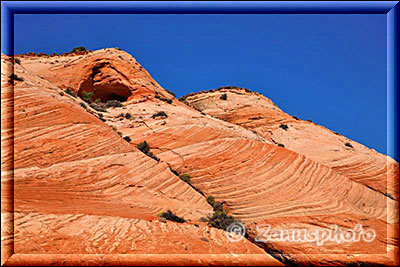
0,1 -> 398,265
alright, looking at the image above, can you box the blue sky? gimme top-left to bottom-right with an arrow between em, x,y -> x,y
13,14 -> 392,159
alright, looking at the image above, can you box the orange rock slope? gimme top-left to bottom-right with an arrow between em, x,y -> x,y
181,87 -> 399,199
1,48 -> 398,266
1,52 -> 280,266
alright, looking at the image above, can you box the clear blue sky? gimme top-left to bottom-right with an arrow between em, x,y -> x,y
13,14 -> 392,159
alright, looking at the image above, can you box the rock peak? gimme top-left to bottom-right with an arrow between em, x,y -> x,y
16,48 -> 177,104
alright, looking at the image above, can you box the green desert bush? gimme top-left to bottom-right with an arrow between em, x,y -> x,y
137,141 -> 150,154
137,141 -> 160,162
279,124 -> 289,131
218,86 -> 240,90
207,210 -> 237,230
89,103 -> 107,112
152,111 -> 168,119
345,142 -> 354,148
65,88 -> 76,98
155,94 -> 173,104
199,217 -> 208,223
71,46 -> 86,53
105,100 -> 122,108
123,136 -> 131,142
146,151 -> 160,162
81,90 -> 94,103
207,196 -> 224,213
179,174 -> 191,184
9,74 -> 24,83
158,210 -> 185,223
165,89 -> 176,98
204,195 -> 243,231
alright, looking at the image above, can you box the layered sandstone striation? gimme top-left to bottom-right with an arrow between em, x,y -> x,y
179,87 -> 399,264
1,53 -> 280,265
20,48 -> 175,103
2,49 -> 398,266
181,87 -> 399,200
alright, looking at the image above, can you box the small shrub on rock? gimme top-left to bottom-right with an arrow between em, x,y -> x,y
279,124 -> 289,131
220,93 -> 227,100
165,89 -> 176,98
137,141 -> 160,162
207,196 -> 224,213
146,151 -> 160,162
205,195 -> 242,231
152,111 -> 168,119
179,174 -> 191,184
137,141 -> 150,154
199,217 -> 209,223
208,210 -> 237,230
345,142 -> 354,148
82,90 -> 94,103
65,88 -> 76,98
218,86 -> 239,90
9,74 -> 24,84
123,136 -> 131,142
89,103 -> 107,112
71,46 -> 86,53
105,100 -> 123,108
155,94 -> 173,104
158,210 -> 185,223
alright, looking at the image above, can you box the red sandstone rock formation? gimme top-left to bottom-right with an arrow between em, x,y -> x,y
1,53 -> 280,266
1,49 -> 398,266
21,48 -> 175,103
182,87 -> 399,200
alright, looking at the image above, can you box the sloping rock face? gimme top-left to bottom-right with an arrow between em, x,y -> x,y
181,87 -> 399,200
179,87 -> 399,265
3,50 -> 398,266
1,54 -> 280,265
20,48 -> 175,103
